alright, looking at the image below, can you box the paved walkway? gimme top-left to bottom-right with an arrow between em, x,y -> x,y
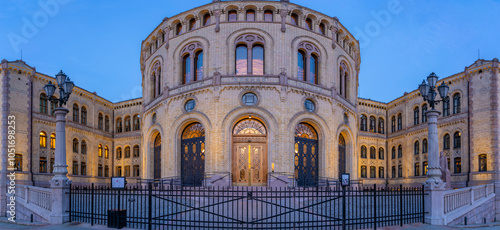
1,220 -> 500,230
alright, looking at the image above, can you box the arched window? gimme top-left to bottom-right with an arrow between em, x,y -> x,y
125,146 -> 131,158
81,162 -> 86,175
264,10 -> 273,22
414,141 -> 419,155
398,145 -> 402,158
309,54 -> 318,84
379,167 -> 384,178
454,132 -> 461,148
175,23 -> 182,35
14,154 -> 22,171
305,18 -> 313,30
50,96 -> 57,115
423,161 -> 428,175
228,10 -> 237,22
422,138 -> 428,153
453,93 -> 461,114
50,133 -> 55,149
246,9 -> 255,21
370,146 -> 376,159
443,134 -> 450,150
391,166 -> 396,178
116,118 -> 122,133
133,145 -> 140,157
443,98 -> 450,116
338,134 -> 346,178
360,166 -> 367,178
370,166 -> 376,178
379,147 -> 384,159
133,115 -> 140,130
203,14 -> 211,26
414,163 -> 420,176
391,146 -> 396,159
479,155 -> 487,172
98,144 -> 103,157
39,131 -> 47,148
378,118 -> 385,134
73,104 -> 79,122
81,140 -> 87,154
414,107 -> 419,125
105,115 -> 110,132
397,113 -> 402,130
116,147 -> 122,159
40,157 -> 47,173
81,106 -> 87,125
235,34 -> 265,75
105,165 -> 109,177
290,13 -> 298,25
369,116 -> 376,132
360,115 -> 367,131
391,116 -> 396,133
72,138 -> 78,153
98,113 -> 103,130
188,18 -> 196,31
124,116 -> 131,132
319,23 -> 326,35
360,145 -> 367,158
105,146 -> 109,158
422,104 -> 428,123
39,93 -> 48,114
297,50 -> 306,81
455,157 -> 462,173
181,43 -> 203,83
98,164 -> 103,177
150,62 -> 161,98
398,165 -> 402,177
339,62 -> 349,99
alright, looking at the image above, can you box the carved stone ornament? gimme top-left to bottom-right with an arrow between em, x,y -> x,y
236,34 -> 265,46
181,42 -> 203,55
298,42 -> 320,56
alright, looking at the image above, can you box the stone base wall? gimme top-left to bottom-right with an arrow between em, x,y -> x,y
15,202 -> 48,223
448,196 -> 495,225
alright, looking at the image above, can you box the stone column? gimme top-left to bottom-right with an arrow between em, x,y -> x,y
49,107 -> 71,224
424,109 -> 446,225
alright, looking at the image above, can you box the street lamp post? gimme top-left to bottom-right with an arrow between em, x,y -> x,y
418,72 -> 449,224
43,70 -> 74,224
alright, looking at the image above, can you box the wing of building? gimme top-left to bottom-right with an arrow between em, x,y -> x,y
0,0 -> 498,188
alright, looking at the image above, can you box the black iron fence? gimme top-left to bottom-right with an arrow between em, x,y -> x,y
69,184 -> 425,229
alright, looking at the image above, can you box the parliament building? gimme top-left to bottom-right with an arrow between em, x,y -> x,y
1,0 -> 499,188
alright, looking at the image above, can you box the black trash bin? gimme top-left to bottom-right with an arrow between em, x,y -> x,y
108,209 -> 126,229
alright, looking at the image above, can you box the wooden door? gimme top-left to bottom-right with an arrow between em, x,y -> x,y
233,142 -> 267,186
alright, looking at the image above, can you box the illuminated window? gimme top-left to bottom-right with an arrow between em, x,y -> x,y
39,131 -> 47,148
455,157 -> 462,173
423,161 -> 428,175
117,147 -> 122,159
14,154 -> 22,171
98,144 -> 103,157
479,154 -> 487,172
105,146 -> 109,158
50,133 -> 55,149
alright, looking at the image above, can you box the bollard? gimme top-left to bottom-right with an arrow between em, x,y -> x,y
464,216 -> 467,225
30,214 -> 33,222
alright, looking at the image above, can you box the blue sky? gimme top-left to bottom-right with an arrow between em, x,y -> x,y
1,0 -> 499,103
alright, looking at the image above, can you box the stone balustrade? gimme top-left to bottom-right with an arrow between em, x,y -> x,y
15,185 -> 53,222
26,186 -> 52,211
440,184 -> 495,224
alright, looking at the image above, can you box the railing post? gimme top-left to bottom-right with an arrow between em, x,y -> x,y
470,187 -> 474,205
342,185 -> 346,229
373,184 -> 377,230
421,185 -> 425,223
399,184 -> 403,227
91,183 -> 94,226
148,182 -> 152,230
69,184 -> 72,222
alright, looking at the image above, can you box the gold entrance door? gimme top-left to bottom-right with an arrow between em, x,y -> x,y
233,142 -> 267,186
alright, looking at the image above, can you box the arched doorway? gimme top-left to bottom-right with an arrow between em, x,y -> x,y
181,123 -> 205,186
153,134 -> 161,180
232,118 -> 267,186
294,123 -> 319,187
338,134 -> 346,179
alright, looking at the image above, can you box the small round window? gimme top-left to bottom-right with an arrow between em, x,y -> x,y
185,99 -> 196,112
152,113 -> 157,123
304,99 -> 315,112
242,93 -> 258,106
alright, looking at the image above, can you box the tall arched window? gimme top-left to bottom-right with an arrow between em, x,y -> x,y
422,138 -> 428,153
290,13 -> 298,25
72,138 -> 78,153
181,42 -> 204,83
378,118 -> 385,134
398,145 -> 402,158
175,23 -> 182,35
98,144 -> 103,157
235,34 -> 265,75
81,106 -> 87,125
454,131 -> 461,148
338,134 -> 346,178
246,9 -> 255,21
454,157 -> 462,173
50,96 -> 57,115
150,62 -> 161,98
479,154 -> 487,172
453,93 -> 461,114
133,145 -> 140,157
414,107 -> 419,125
124,146 -> 131,158
443,134 -> 450,150
81,140 -> 87,154
105,115 -> 110,132
133,114 -> 140,130
203,13 -> 211,26
228,10 -> 237,22
339,62 -> 349,98
39,131 -> 47,148
297,42 -> 320,84
39,93 -> 48,114
116,147 -> 122,159
188,18 -> 196,31
105,146 -> 109,158
443,98 -> 450,116
370,146 -> 376,159
379,147 -> 384,159
124,116 -> 131,132
391,146 -> 396,159
297,51 -> 306,81
305,18 -> 313,30
50,133 -> 55,149
369,116 -> 376,132
360,145 -> 367,158
414,141 -> 420,155
264,10 -> 273,22
98,113 -> 103,130
319,23 -> 326,35
116,118 -> 122,133
73,104 -> 79,122
397,113 -> 402,130
14,154 -> 22,171
422,104 -> 428,123
360,115 -> 367,131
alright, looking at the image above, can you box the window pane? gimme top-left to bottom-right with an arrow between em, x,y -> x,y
310,55 -> 317,84
264,11 -> 273,22
195,51 -> 203,81
228,11 -> 237,21
183,55 -> 191,84
236,45 -> 248,75
203,14 -> 211,26
306,19 -> 312,30
189,18 -> 196,30
291,14 -> 298,25
298,51 -> 305,81
252,46 -> 264,75
246,10 -> 255,21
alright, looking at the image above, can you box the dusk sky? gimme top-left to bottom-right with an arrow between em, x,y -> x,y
1,0 -> 499,103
